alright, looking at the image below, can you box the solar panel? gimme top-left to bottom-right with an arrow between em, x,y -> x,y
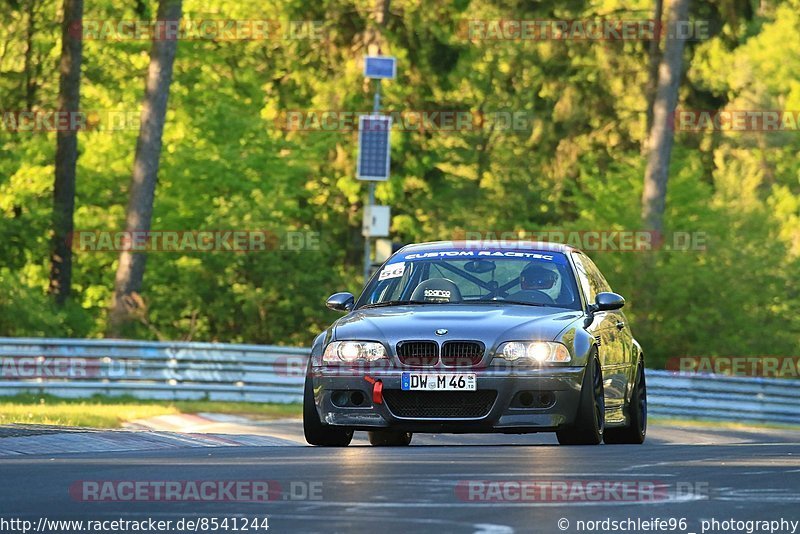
364,56 -> 396,79
357,115 -> 392,181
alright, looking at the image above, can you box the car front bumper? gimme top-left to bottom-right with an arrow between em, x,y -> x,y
310,366 -> 585,433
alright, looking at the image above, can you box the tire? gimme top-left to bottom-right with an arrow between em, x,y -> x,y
303,376 -> 353,446
557,354 -> 604,445
604,358 -> 647,445
368,430 -> 413,446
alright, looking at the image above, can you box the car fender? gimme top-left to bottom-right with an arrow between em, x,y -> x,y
554,319 -> 596,368
309,330 -> 332,368
626,337 -> 644,401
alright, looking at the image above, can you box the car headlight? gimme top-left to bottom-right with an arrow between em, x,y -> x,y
495,341 -> 571,363
323,341 -> 387,363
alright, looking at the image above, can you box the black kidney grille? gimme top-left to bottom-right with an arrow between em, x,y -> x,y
383,390 -> 497,418
396,341 -> 439,366
441,341 -> 485,367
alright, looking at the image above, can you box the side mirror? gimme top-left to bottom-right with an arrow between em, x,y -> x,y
593,292 -> 625,312
326,292 -> 355,312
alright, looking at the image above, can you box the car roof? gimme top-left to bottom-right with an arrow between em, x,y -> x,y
395,240 -> 581,255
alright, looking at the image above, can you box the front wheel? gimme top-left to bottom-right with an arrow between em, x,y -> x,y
303,376 -> 353,446
604,358 -> 647,444
557,355 -> 604,445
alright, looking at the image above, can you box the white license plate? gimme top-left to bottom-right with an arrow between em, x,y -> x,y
401,372 -> 476,391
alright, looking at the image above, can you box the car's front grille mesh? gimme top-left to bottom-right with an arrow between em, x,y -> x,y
396,341 -> 439,366
441,341 -> 484,367
383,390 -> 497,418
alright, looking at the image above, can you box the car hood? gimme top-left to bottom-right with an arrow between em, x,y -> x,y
333,304 -> 582,349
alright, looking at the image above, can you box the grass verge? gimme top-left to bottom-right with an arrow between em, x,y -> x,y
0,393 -> 302,429
650,416 -> 800,431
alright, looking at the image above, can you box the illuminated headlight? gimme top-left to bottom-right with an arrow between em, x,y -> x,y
496,342 -> 571,363
323,341 -> 387,363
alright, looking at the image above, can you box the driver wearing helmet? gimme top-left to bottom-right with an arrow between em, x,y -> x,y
508,262 -> 562,304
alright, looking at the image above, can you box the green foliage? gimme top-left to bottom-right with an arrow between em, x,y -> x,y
0,0 -> 798,365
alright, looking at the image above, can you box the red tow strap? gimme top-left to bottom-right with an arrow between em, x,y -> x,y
363,375 -> 383,404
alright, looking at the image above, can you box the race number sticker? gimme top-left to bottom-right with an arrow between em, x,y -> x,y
378,263 -> 405,281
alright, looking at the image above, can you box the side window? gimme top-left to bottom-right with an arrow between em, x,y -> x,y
368,262 -> 413,303
583,255 -> 612,294
572,253 -> 611,304
582,253 -> 613,296
571,253 -> 594,303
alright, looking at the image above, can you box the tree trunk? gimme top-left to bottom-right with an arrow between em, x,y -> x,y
641,0 -> 690,233
643,0 -> 664,152
23,0 -> 38,111
49,0 -> 83,305
108,0 -> 182,336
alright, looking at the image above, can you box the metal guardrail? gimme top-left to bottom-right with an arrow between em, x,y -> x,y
646,370 -> 800,426
0,338 -> 797,425
0,337 -> 306,404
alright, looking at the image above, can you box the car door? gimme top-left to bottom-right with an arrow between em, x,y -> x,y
571,252 -> 628,408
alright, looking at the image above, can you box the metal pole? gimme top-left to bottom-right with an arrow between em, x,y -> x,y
373,79 -> 381,112
363,182 -> 375,281
363,80 -> 382,281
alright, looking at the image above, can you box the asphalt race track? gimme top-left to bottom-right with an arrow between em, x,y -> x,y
1,421 -> 799,534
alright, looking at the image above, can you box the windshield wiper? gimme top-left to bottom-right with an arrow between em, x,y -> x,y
360,300 -> 424,309
470,299 -> 550,307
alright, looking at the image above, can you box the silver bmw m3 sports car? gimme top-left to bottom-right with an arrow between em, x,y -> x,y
304,241 -> 646,446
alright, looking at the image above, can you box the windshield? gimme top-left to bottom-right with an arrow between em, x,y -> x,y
357,248 -> 582,310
